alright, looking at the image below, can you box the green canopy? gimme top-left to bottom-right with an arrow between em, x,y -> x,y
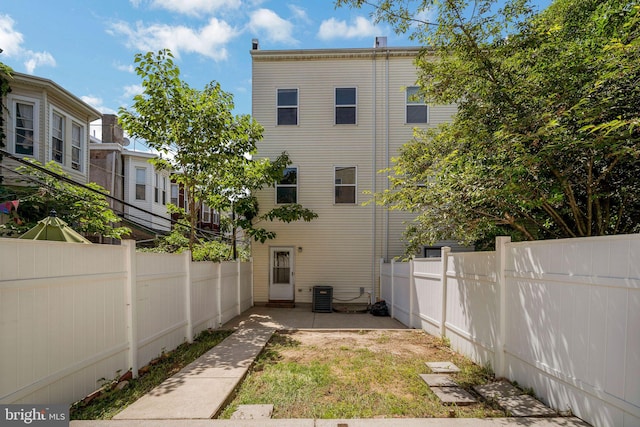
19,210 -> 91,244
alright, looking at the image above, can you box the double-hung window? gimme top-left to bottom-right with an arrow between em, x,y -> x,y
170,184 -> 179,205
136,168 -> 146,200
406,86 -> 428,124
162,176 -> 167,205
277,89 -> 298,125
276,167 -> 298,204
154,173 -> 160,203
52,112 -> 65,164
15,102 -> 35,156
335,167 -> 356,204
335,87 -> 356,125
71,123 -> 83,171
202,204 -> 211,223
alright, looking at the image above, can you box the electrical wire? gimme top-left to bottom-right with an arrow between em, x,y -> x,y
0,151 -> 236,243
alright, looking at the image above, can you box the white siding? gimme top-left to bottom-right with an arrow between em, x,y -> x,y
251,48 -> 457,303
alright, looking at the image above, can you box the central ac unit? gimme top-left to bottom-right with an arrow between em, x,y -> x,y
312,286 -> 333,313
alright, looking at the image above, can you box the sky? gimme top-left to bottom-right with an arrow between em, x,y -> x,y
0,0 -> 551,146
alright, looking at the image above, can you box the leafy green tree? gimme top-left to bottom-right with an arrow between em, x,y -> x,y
119,49 -> 316,256
337,0 -> 640,251
1,160 -> 130,239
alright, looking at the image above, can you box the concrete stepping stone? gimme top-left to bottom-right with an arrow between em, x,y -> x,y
430,386 -> 477,405
231,404 -> 274,420
419,374 -> 458,387
425,361 -> 460,373
497,395 -> 557,417
474,381 -> 522,399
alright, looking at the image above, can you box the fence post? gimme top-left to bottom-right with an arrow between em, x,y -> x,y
236,259 -> 242,316
216,262 -> 223,328
184,250 -> 193,343
409,257 -> 415,328
123,240 -> 139,379
250,257 -> 254,307
495,236 -> 511,378
440,246 -> 451,337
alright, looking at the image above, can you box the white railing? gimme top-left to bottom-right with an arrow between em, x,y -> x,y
0,239 -> 252,405
381,235 -> 640,427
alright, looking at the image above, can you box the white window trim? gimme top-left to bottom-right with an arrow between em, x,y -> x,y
71,121 -> 83,172
135,167 -> 147,201
49,105 -> 88,171
275,166 -> 298,205
162,176 -> 167,205
405,86 -> 429,125
154,172 -> 160,204
202,204 -> 211,223
334,166 -> 357,205
276,88 -> 299,126
335,87 -> 357,125
170,183 -> 179,205
9,95 -> 40,158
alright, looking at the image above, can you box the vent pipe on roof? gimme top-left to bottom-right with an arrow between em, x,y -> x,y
252,38 -> 259,50
375,36 -> 387,48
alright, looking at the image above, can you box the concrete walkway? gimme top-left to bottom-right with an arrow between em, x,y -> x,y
71,306 -> 591,427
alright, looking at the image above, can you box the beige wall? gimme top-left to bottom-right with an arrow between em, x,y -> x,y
251,47 -> 456,303
2,73 -> 100,185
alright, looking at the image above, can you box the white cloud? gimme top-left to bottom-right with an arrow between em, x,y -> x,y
108,18 -> 238,61
249,9 -> 296,44
131,0 -> 241,16
81,95 -> 117,114
123,84 -> 144,99
114,62 -> 135,73
0,14 -> 24,56
24,51 -> 56,74
288,5 -> 311,24
317,16 -> 378,41
0,14 -> 56,74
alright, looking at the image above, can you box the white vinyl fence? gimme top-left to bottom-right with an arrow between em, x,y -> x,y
381,235 -> 640,427
0,238 -> 252,406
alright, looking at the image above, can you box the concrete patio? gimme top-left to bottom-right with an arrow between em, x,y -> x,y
220,303 -> 408,330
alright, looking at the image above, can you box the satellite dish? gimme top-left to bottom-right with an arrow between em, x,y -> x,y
122,138 -> 130,147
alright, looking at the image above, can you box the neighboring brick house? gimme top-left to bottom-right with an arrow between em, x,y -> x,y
250,39 -> 458,306
169,178 -> 220,234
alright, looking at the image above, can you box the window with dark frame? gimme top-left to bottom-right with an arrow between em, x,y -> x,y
277,88 -> 298,125
335,87 -> 356,125
335,166 -> 356,204
406,86 -> 428,124
276,167 -> 298,204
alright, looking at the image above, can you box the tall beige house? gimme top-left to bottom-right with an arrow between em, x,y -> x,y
251,39 -> 456,306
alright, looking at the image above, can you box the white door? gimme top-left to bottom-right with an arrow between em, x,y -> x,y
269,247 -> 294,301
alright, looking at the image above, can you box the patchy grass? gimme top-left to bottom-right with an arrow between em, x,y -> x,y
220,330 -> 505,419
70,329 -> 232,420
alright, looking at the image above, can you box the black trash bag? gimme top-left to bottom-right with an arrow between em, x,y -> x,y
370,300 -> 389,316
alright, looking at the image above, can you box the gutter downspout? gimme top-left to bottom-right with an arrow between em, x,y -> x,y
371,49 -> 377,305
385,49 -> 390,262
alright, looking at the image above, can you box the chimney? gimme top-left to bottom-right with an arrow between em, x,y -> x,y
375,36 -> 387,48
252,38 -> 259,50
101,114 -> 125,145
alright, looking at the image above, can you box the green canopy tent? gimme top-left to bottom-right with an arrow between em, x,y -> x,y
19,210 -> 91,244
